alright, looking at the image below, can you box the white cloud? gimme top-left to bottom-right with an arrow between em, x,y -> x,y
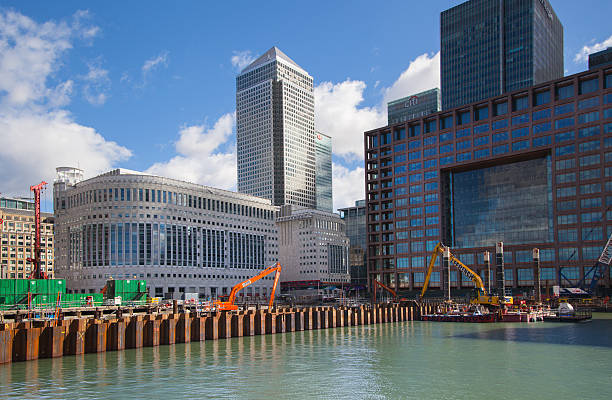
382,52 -> 440,106
231,50 -> 256,71
315,51 -> 440,163
314,80 -> 386,160
0,10 -> 131,197
142,51 -> 169,75
81,59 -> 110,105
146,113 -> 237,190
332,163 -> 364,212
574,35 -> 612,64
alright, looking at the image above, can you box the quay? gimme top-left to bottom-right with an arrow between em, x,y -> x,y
0,302 -> 432,364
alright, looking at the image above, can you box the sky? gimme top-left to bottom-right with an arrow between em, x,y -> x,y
0,0 -> 610,213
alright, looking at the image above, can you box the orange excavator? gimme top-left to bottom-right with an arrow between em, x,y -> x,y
372,279 -> 398,303
215,262 -> 282,311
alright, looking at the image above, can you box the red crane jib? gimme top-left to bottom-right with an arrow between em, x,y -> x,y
28,181 -> 48,280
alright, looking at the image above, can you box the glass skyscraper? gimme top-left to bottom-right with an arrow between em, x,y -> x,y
441,0 -> 564,110
315,132 -> 333,212
236,47 -> 316,208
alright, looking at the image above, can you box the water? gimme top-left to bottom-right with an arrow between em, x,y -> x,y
2,315 -> 612,399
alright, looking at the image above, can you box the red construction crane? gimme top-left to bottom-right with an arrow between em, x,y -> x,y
27,181 -> 48,279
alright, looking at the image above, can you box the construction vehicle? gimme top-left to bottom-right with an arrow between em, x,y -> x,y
420,242 -> 512,306
214,263 -> 282,311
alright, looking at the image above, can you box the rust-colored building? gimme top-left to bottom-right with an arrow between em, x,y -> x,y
364,66 -> 612,295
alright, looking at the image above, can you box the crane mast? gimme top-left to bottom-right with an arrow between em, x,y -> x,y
27,181 -> 48,279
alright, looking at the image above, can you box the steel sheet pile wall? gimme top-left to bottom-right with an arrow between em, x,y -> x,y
0,303 -> 434,364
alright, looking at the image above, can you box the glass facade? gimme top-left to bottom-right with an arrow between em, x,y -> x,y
441,0 -> 563,110
339,200 -> 367,286
449,157 -> 553,248
387,89 -> 441,125
315,132 -> 333,212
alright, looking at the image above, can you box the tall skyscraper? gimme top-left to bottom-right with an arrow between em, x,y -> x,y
441,0 -> 563,110
315,132 -> 333,212
236,47 -> 316,208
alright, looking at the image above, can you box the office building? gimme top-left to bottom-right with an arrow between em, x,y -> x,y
365,66 -> 612,293
236,47 -> 317,209
441,0 -> 563,110
339,200 -> 367,287
590,47 -> 612,70
387,89 -> 441,125
315,132 -> 333,212
0,197 -> 55,279
53,167 -> 279,298
276,205 -> 350,292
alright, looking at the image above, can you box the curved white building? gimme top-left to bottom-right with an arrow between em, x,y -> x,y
54,168 -> 279,299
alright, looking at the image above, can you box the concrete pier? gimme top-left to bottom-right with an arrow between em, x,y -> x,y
0,303 -> 423,364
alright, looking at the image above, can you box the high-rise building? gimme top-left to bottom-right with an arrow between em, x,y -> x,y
236,47 -> 316,209
441,0 -> 563,110
365,66 -> 612,294
589,47 -> 612,70
53,168 -> 279,298
0,197 -> 55,279
387,89 -> 441,125
315,132 -> 333,212
339,200 -> 367,287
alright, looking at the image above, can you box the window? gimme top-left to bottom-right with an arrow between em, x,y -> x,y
556,85 -> 574,100
492,119 -> 508,130
409,151 -> 421,160
424,170 -> 438,180
440,143 -> 453,154
394,128 -> 406,140
456,128 -> 471,138
555,131 -> 574,142
458,110 -> 470,125
411,230 -> 424,238
559,248 -> 578,262
580,183 -> 601,195
512,127 -> 529,138
425,205 -> 439,214
424,182 -> 438,191
394,176 -> 407,185
394,143 -> 406,153
579,78 -> 598,94
410,207 -> 423,216
457,140 -> 471,150
579,156 -> 600,169
394,154 -> 406,163
558,228 -> 577,242
474,124 -> 489,134
556,187 -> 576,198
424,136 -> 437,146
440,156 -> 454,165
424,119 -> 436,133
582,246 -> 601,260
581,211 -> 602,223
457,152 -> 471,162
425,216 -> 439,225
492,131 -> 508,142
492,144 -> 508,155
474,136 -> 489,146
578,126 -> 600,138
424,159 -> 437,169
423,148 -> 436,157
394,165 -> 406,174
475,148 -> 489,159
578,111 -> 599,124
578,97 -> 599,110
580,197 -> 602,209
555,145 -> 575,156
532,109 -> 551,121
556,172 -> 575,184
424,194 -> 438,202
512,114 -> 529,125
440,132 -> 453,142
440,115 -> 453,130
409,196 -> 422,205
409,162 -> 421,171
557,200 -> 576,211
513,96 -> 528,111
557,214 -> 577,225
476,106 -> 488,121
582,226 -> 603,241
494,102 -> 508,116
409,173 -> 422,182
555,117 -> 575,130
579,140 -> 600,153
534,90 -> 550,106
408,140 -> 420,149
409,125 -> 421,137
533,136 -> 551,147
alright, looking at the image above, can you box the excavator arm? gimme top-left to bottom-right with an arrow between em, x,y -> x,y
373,279 -> 397,300
220,262 -> 282,311
419,242 -> 486,301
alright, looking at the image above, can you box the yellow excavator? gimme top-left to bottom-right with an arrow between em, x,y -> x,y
419,242 -> 512,306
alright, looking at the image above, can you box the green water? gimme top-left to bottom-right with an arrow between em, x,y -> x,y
2,315 -> 612,399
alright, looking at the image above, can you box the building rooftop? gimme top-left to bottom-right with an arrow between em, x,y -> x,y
240,46 -> 309,76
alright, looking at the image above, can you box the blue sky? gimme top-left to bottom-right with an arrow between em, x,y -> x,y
0,0 -> 610,212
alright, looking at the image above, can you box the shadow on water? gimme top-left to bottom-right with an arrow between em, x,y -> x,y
453,317 -> 612,348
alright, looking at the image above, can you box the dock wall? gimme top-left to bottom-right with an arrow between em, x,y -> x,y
0,303 -> 434,364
